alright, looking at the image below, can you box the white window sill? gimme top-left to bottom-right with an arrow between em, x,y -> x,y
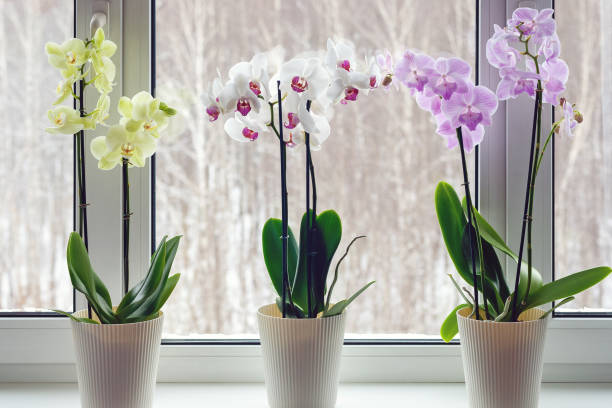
0,383 -> 611,407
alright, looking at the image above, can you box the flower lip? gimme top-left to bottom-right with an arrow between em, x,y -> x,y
369,76 -> 377,88
344,87 -> 359,101
338,59 -> 351,71
242,127 -> 258,141
249,81 -> 262,96
284,112 -> 300,129
236,98 -> 252,116
290,76 -> 309,93
206,105 -> 220,122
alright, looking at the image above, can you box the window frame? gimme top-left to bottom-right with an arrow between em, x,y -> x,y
0,0 -> 611,383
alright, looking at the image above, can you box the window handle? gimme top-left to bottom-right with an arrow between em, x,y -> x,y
90,0 -> 110,36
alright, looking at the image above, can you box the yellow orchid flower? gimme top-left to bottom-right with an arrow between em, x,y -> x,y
46,106 -> 88,135
90,124 -> 157,170
45,38 -> 88,79
90,28 -> 117,95
117,91 -> 175,139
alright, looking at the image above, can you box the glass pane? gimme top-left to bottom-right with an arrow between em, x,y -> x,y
555,0 -> 612,312
155,0 -> 475,336
0,1 -> 74,312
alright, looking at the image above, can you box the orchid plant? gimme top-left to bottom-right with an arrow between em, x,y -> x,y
396,7 -> 612,341
46,29 -> 181,324
204,39 -> 388,318
45,27 -> 117,318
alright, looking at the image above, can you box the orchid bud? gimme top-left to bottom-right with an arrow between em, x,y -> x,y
382,74 -> 393,87
574,111 -> 583,123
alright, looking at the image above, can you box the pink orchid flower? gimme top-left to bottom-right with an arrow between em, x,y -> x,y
428,57 -> 471,100
394,50 -> 435,93
441,84 -> 498,132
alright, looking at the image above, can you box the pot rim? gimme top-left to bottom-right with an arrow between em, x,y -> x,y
456,306 -> 549,325
257,303 -> 345,321
71,308 -> 164,327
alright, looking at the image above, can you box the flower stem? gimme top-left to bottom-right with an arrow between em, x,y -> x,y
525,80 -> 543,303
76,78 -> 92,319
122,158 -> 130,295
456,128 -> 480,319
510,89 -> 542,322
276,81 -> 289,318
305,101 -> 313,318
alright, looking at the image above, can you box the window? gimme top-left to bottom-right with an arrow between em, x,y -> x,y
0,0 -> 74,312
1,0 -> 611,384
154,0 -> 475,337
553,0 -> 612,313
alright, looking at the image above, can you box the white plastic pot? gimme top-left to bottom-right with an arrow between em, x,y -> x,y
457,307 -> 550,408
257,304 -> 346,408
70,309 -> 164,408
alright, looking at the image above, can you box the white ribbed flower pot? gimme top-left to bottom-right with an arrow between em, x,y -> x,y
457,307 -> 550,408
257,304 -> 346,408
70,309 -> 164,408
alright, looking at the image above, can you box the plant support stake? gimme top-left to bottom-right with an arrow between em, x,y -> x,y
511,90 -> 542,321
277,81 -> 289,318
456,127 -> 480,319
122,157 -> 130,296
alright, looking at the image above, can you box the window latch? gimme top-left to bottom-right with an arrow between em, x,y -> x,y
91,0 -> 110,36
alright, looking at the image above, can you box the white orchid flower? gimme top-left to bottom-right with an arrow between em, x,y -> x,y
45,38 -> 88,78
223,111 -> 269,142
202,78 -> 226,122
279,57 -> 329,101
118,91 -> 173,139
325,39 -> 370,104
90,124 -> 157,170
229,52 -> 270,97
46,106 -> 89,135
218,75 -> 263,118
280,93 -> 330,150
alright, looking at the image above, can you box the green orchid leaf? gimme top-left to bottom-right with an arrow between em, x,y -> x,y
52,309 -> 100,325
462,199 -> 514,259
262,218 -> 298,300
124,236 -> 182,321
116,236 -> 171,318
440,303 -> 468,343
435,182 -> 472,284
322,280 -> 375,317
461,224 -> 504,314
294,210 -> 328,314
155,273 -> 181,312
539,296 -> 575,320
525,267 -> 612,309
66,232 -> 116,324
516,261 -> 543,306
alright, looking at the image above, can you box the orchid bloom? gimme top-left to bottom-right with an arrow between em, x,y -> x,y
280,57 -> 329,100
218,74 -> 263,117
507,8 -> 555,43
90,28 -> 117,94
558,98 -> 582,138
486,25 -> 521,70
526,58 -> 568,104
46,106 -> 89,135
223,111 -> 268,142
374,49 -> 395,89
495,67 -> 540,100
435,113 -> 485,153
394,50 -> 434,93
441,84 -> 498,132
280,93 -> 330,149
53,77 -> 76,105
118,91 -> 172,139
90,124 -> 157,170
325,39 -> 370,104
202,78 -> 225,122
45,38 -> 88,79
428,57 -> 471,100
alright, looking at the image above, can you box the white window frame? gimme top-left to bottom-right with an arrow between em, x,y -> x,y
1,0 -> 611,383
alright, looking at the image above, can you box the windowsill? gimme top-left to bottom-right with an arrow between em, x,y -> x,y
0,383 -> 611,407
